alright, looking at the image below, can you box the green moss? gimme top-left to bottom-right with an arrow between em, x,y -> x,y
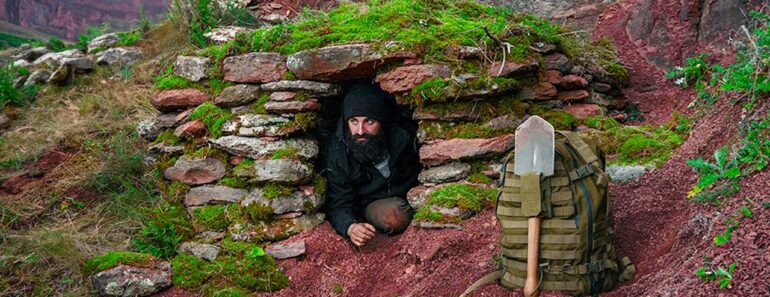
243,202 -> 274,222
425,183 -> 497,212
251,93 -> 270,115
293,112 -> 320,131
218,177 -> 249,189
271,147 -> 299,160
413,207 -> 461,224
186,146 -> 229,161
262,183 -> 293,200
282,71 -> 297,80
528,104 -> 579,130
153,130 -> 181,146
332,283 -> 344,295
209,78 -> 233,96
154,75 -> 202,90
220,238 -> 263,256
421,121 -> 510,140
583,115 -> 621,130
211,287 -> 250,297
193,204 -> 239,231
162,181 -> 190,202
312,175 -> 327,196
83,251 -> 154,276
232,158 -> 255,178
155,155 -> 179,172
171,253 -> 215,288
189,102 -> 232,138
588,116 -> 688,167
408,78 -> 450,106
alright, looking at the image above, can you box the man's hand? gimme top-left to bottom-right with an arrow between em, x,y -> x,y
347,223 -> 376,246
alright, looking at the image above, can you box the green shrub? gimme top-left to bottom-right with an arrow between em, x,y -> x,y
117,30 -> 142,46
1,65 -> 40,108
74,23 -> 108,51
0,32 -> 38,50
45,38 -> 67,52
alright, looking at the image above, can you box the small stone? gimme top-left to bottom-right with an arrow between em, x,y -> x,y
224,52 -> 287,83
518,82 -> 557,101
164,156 -> 227,185
90,261 -> 171,297
263,100 -> 320,114
591,82 -> 613,93
223,114 -> 297,138
215,84 -> 261,107
253,159 -> 314,184
488,59 -> 539,78
178,242 -> 220,261
545,70 -> 562,85
195,231 -> 225,243
606,164 -> 652,183
151,89 -> 210,112
147,143 -> 184,156
174,56 -> 210,82
62,57 -> 94,73
543,53 -> 572,73
585,92 -> 611,106
269,91 -> 299,101
418,162 -> 471,184
185,185 -> 248,207
32,49 -> 84,69
0,113 -> 11,129
48,63 -> 74,84
260,80 -> 343,97
558,74 -> 589,90
88,33 -> 120,53
265,241 -> 306,259
375,64 -> 451,93
13,59 -> 31,68
24,70 -> 50,87
530,42 -> 557,53
95,47 -> 143,67
564,103 -> 605,119
557,90 -> 590,101
174,120 -> 207,138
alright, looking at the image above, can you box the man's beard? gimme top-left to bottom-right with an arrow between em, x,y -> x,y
346,129 -> 388,164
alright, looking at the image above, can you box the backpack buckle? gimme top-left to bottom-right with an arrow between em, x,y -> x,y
587,260 -> 606,273
569,163 -> 596,181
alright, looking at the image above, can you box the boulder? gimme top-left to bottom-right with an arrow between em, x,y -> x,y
174,56 -> 210,82
163,156 -> 228,185
204,26 -> 253,44
420,134 -> 515,166
223,52 -> 286,83
24,70 -> 50,87
12,46 -> 51,61
558,74 -> 589,90
48,63 -> 74,85
13,59 -> 31,68
557,90 -> 590,101
253,159 -> 313,184
184,185 -> 249,207
375,64 -> 451,93
488,59 -> 539,77
222,114 -> 298,138
63,57 -> 95,73
242,188 -> 324,214
564,103 -> 605,119
418,162 -> 471,184
215,84 -> 261,107
260,80 -> 343,97
151,89 -> 210,112
90,262 -> 171,297
263,100 -> 320,114
211,136 -> 319,160
518,82 -> 557,100
265,241 -> 306,259
95,47 -> 143,67
177,242 -> 220,261
543,53 -> 572,73
88,33 -> 120,53
32,49 -> 84,69
286,43 -> 416,81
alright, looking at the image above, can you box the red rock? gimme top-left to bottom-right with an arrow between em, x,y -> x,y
558,74 -> 589,90
546,70 -> 562,85
265,241 -> 306,259
543,53 -> 572,73
163,157 -> 228,185
269,91 -> 299,101
518,82 -> 557,101
403,58 -> 422,65
223,52 -> 287,83
488,59 -> 539,77
286,44 -> 417,81
263,100 -> 321,114
557,90 -> 590,101
419,134 -> 515,166
375,64 -> 451,93
564,104 -> 605,119
229,156 -> 243,165
151,89 -> 210,112
174,120 -> 207,138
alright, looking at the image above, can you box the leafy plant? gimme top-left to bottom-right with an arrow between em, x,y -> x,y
1,65 -> 40,108
695,262 -> 736,289
132,204 -> 194,258
74,23 -> 109,51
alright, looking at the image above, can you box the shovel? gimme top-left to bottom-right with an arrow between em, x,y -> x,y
514,116 -> 554,297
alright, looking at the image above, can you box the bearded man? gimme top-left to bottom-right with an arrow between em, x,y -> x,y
323,81 -> 421,246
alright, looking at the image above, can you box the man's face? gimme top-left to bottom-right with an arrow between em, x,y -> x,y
347,116 -> 381,142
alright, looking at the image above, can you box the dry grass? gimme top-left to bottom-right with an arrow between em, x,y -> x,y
0,21 -> 192,296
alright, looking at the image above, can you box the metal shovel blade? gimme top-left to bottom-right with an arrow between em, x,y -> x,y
514,115 -> 555,176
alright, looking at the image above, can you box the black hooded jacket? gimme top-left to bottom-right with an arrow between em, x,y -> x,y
323,115 -> 421,238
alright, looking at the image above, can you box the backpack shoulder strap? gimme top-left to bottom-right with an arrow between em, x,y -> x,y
556,131 -> 609,187
556,131 -> 599,164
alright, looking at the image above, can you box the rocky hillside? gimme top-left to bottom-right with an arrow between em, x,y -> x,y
0,0 -> 768,296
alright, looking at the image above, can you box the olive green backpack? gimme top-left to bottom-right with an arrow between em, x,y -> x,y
462,131 -> 635,297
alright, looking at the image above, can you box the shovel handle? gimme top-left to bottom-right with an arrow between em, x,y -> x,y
523,216 -> 541,297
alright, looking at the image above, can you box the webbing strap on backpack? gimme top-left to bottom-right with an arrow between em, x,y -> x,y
459,270 -> 502,297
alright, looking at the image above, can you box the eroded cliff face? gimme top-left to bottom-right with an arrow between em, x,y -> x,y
0,0 -> 169,41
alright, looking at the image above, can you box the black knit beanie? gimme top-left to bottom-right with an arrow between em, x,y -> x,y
342,81 -> 393,124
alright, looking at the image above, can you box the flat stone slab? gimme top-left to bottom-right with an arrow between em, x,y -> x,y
418,162 -> 471,184
286,43 -> 416,81
488,59 -> 539,78
215,84 -> 261,107
260,80 -> 343,97
265,241 -> 306,259
253,159 -> 314,184
184,185 -> 248,207
174,56 -> 210,82
419,134 -> 515,167
211,136 -> 319,160
263,100 -> 320,114
375,64 -> 451,93
163,156 -> 227,185
177,242 -> 220,261
242,187 -> 324,214
151,89 -> 210,112
223,52 -> 287,83
91,262 -> 171,297
222,114 -> 299,137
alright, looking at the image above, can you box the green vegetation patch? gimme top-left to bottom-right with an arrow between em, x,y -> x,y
271,147 -> 299,160
251,93 -> 270,114
153,130 -> 182,146
154,74 -> 203,90
0,32 -> 38,50
243,202 -> 274,222
132,203 -> 194,259
312,175 -> 327,197
83,251 -> 155,276
1,65 -> 40,108
414,183 -> 497,224
189,102 -> 232,138
117,30 -> 142,46
421,121 -> 507,140
193,204 -> 241,231
262,183 -> 293,200
467,161 -> 494,184
583,115 -> 621,130
218,177 -> 249,189
587,115 -> 689,167
528,104 -> 579,130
